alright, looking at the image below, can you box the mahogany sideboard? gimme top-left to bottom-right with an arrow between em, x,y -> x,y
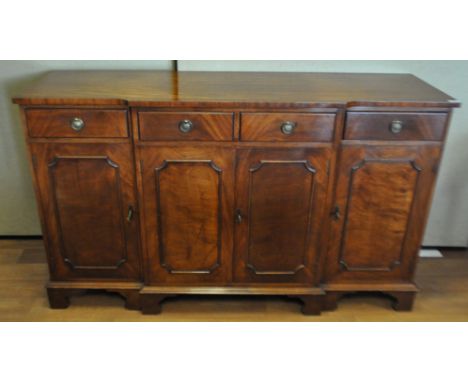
12,71 -> 460,315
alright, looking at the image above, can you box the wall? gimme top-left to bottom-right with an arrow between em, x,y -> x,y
178,61 -> 468,247
0,60 -> 173,235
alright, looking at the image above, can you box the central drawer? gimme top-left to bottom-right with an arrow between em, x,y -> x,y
241,112 -> 336,142
138,111 -> 234,141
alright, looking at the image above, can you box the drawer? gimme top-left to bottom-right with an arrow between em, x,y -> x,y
345,112 -> 448,141
138,112 -> 234,141
26,109 -> 128,138
240,112 -> 335,142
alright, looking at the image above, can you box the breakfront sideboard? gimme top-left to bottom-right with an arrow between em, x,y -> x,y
12,71 -> 459,315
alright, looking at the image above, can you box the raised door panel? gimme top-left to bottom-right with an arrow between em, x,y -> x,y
30,143 -> 140,280
234,148 -> 331,284
139,147 -> 234,284
326,144 -> 441,283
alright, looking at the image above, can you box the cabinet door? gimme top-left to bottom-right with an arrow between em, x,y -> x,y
234,148 -> 331,284
139,147 -> 235,284
31,143 -> 140,281
326,144 -> 441,283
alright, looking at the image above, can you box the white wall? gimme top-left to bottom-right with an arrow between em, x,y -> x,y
0,60 -> 173,235
178,61 -> 468,247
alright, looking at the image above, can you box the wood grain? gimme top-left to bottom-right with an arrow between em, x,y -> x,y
12,71 -> 460,108
326,143 -> 442,283
234,148 -> 331,284
138,111 -> 233,141
241,112 -> 335,142
138,146 -> 235,285
345,112 -> 448,141
47,156 -> 128,270
1,239 -> 468,321
29,142 -> 141,281
26,108 -> 128,138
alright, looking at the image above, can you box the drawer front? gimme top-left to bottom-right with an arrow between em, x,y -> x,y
138,112 -> 234,141
345,112 -> 448,141
26,109 -> 128,138
241,112 -> 335,142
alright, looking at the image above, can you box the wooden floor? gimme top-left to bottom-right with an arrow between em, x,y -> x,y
1,239 -> 468,321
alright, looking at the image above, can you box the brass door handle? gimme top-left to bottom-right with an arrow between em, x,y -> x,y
127,206 -> 134,222
331,206 -> 340,220
235,209 -> 243,224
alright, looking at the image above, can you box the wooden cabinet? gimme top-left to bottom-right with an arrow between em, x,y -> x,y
13,71 -> 459,315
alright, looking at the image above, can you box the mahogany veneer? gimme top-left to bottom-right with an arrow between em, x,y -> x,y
26,108 -> 129,138
13,71 -> 460,315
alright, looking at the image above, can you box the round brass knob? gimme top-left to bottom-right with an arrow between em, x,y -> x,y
281,121 -> 296,135
70,117 -> 85,132
389,120 -> 403,134
179,120 -> 193,133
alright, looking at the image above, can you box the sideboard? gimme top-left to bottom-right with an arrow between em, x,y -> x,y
12,71 -> 460,315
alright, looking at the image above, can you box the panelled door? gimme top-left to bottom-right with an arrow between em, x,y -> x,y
234,148 -> 331,284
326,143 -> 441,283
30,143 -> 141,281
139,146 -> 235,284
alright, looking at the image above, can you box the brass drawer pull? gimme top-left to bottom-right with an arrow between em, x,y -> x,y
178,120 -> 193,133
389,120 -> 403,134
280,121 -> 296,135
70,117 -> 85,132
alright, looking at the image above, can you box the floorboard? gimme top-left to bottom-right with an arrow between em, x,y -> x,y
1,239 -> 467,321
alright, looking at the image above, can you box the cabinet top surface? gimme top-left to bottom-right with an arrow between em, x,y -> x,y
12,70 -> 459,108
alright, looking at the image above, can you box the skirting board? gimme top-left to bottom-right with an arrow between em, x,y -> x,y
419,249 -> 443,258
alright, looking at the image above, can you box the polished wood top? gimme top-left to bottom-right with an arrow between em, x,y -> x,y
12,70 -> 460,108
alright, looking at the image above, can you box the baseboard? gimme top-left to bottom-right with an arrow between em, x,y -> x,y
0,235 -> 43,240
